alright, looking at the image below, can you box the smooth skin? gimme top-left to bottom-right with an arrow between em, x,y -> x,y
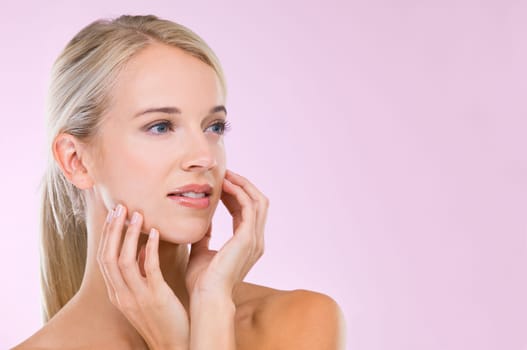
97,168 -> 266,349
12,42 -> 346,349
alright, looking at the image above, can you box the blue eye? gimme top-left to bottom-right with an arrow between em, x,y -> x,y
206,120 -> 232,135
146,120 -> 231,136
147,121 -> 173,135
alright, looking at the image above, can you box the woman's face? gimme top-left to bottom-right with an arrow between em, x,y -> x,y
87,43 -> 227,243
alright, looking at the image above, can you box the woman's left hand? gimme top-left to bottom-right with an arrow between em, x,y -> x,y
185,169 -> 269,299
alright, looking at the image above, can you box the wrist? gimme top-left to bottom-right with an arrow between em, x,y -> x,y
190,291 -> 235,311
148,339 -> 188,350
190,285 -> 232,303
189,291 -> 236,350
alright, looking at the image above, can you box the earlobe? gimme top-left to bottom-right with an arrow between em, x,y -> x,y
53,133 -> 94,189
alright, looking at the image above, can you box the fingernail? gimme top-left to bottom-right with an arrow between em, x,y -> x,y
106,210 -> 114,223
114,204 -> 123,218
149,228 -> 157,239
131,212 -> 139,224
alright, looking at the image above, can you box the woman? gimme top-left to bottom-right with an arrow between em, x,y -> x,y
13,14 -> 345,349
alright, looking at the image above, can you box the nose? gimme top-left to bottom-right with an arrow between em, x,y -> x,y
180,130 -> 218,172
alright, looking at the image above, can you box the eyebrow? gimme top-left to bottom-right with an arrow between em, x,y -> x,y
134,105 -> 227,118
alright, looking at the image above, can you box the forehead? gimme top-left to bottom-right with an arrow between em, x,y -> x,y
108,43 -> 223,115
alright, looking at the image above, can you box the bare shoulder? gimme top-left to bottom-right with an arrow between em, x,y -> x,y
9,322 -> 129,350
234,282 -> 347,350
13,283 -> 345,350
9,327 -> 51,350
11,334 -> 130,350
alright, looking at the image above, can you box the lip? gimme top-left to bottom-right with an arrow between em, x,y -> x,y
168,183 -> 213,196
167,183 -> 212,209
167,194 -> 210,209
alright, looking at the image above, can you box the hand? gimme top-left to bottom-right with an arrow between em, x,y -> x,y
97,204 -> 189,350
185,169 -> 269,299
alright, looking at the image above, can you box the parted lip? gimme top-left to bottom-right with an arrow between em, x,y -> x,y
168,183 -> 213,196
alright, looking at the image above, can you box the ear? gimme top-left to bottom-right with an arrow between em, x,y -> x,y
52,133 -> 94,190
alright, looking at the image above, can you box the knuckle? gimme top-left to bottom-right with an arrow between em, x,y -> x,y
97,251 -> 107,263
118,257 -> 133,270
238,175 -> 249,184
244,201 -> 255,212
101,256 -> 114,266
237,234 -> 251,250
145,263 -> 157,275
255,196 -> 269,209
256,242 -> 264,257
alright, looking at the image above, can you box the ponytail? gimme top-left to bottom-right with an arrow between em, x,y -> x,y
39,166 -> 87,322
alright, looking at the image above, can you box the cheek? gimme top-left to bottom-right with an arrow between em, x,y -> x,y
214,139 -> 227,171
95,139 -> 163,210
93,133 -> 226,241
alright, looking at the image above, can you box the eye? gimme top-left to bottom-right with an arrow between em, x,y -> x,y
147,120 -> 173,135
145,119 -> 231,136
206,120 -> 232,135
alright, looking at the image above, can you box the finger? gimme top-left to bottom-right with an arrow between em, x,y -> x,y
222,178 -> 256,236
225,170 -> 267,204
225,170 -> 269,222
138,244 -> 147,278
145,228 -> 164,287
224,170 -> 268,226
97,208 -> 114,259
101,204 -> 133,299
225,170 -> 268,254
97,208 -> 118,303
219,178 -> 257,280
119,211 -> 147,295
220,181 -> 242,218
221,174 -> 266,280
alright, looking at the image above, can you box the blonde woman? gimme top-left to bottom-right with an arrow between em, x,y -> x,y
13,14 -> 345,350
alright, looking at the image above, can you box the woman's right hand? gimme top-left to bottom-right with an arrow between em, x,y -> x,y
97,203 -> 189,350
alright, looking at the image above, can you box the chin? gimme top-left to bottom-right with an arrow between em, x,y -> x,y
156,219 -> 211,244
158,233 -> 204,244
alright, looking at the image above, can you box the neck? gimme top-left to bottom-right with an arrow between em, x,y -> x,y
67,197 -> 190,347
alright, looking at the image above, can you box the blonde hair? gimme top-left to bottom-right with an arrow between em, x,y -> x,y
39,14 -> 227,323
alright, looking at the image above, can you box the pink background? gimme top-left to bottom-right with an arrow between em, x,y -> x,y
1,1 -> 526,349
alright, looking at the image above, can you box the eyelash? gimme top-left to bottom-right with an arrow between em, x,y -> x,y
147,120 -> 232,136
